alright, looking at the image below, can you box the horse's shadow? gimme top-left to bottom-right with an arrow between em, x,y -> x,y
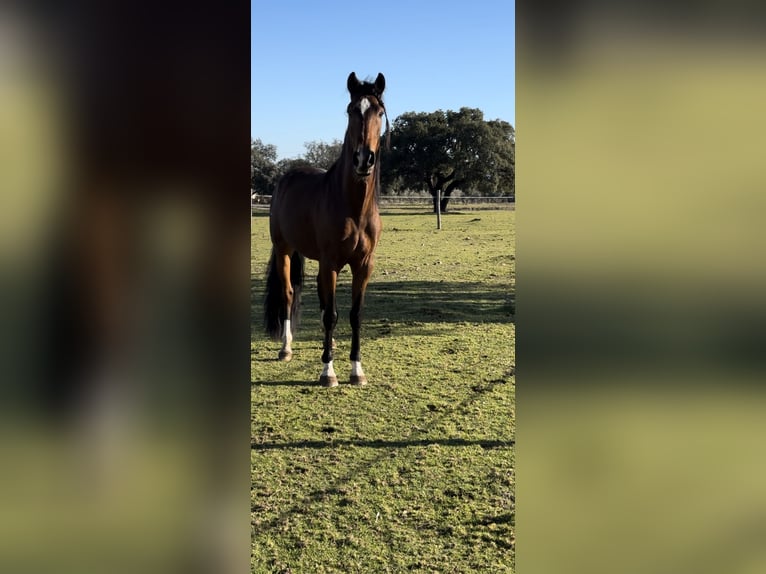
252,379 -> 317,387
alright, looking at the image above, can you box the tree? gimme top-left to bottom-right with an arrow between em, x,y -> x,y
485,119 -> 515,200
303,139 -> 343,170
251,138 -> 278,195
383,108 -> 515,212
274,157 -> 313,182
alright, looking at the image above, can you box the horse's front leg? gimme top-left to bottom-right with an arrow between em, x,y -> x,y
318,265 -> 338,387
316,273 -> 336,351
349,262 -> 373,386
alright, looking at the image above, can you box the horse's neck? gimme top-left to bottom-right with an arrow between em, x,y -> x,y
333,150 -> 377,220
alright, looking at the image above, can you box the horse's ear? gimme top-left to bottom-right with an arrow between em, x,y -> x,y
374,73 -> 386,96
347,72 -> 361,96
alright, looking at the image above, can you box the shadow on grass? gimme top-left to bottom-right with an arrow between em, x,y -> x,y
252,380 -> 318,387
250,278 -> 514,338
473,513 -> 514,526
366,280 -> 514,324
251,437 -> 514,450
251,373 -> 514,563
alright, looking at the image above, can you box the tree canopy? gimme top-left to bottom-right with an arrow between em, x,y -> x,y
382,107 -> 515,211
302,139 -> 343,171
250,138 -> 278,195
252,108 -> 515,211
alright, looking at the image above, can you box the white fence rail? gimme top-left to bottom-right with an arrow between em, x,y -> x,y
251,194 -> 514,212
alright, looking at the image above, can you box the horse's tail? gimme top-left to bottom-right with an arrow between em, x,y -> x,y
263,249 -> 282,340
263,249 -> 304,340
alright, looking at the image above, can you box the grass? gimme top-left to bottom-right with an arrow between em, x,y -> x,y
251,207 -> 515,573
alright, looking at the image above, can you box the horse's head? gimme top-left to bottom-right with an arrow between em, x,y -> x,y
346,72 -> 387,178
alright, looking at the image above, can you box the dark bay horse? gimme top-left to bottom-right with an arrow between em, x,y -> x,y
264,72 -> 388,387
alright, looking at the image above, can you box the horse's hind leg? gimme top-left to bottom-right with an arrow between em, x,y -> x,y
277,251 -> 294,361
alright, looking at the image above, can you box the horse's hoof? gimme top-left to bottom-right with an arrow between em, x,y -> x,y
320,375 -> 338,388
278,350 -> 292,362
349,375 -> 367,386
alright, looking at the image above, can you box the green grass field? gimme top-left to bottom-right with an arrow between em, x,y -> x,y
251,207 -> 515,573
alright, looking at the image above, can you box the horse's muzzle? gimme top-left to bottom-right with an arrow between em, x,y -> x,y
353,148 -> 375,176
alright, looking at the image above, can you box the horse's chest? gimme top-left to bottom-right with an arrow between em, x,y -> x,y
341,220 -> 363,249
338,218 -> 376,257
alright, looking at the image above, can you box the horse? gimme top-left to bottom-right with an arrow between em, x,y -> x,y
263,72 -> 389,387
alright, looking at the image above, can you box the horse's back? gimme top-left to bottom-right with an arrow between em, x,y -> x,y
270,167 -> 329,258
278,166 -> 326,187
273,167 -> 325,204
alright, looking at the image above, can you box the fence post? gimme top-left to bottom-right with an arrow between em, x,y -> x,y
436,189 -> 442,230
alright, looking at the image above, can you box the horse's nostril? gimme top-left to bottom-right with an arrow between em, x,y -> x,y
367,152 -> 375,167
353,153 -> 360,167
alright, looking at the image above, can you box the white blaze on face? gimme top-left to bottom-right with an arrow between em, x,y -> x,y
359,97 -> 370,116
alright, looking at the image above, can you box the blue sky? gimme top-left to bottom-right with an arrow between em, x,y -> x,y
251,0 -> 515,160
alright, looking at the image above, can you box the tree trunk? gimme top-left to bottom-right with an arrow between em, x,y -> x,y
440,179 -> 463,213
424,176 -> 438,213
426,171 -> 456,214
